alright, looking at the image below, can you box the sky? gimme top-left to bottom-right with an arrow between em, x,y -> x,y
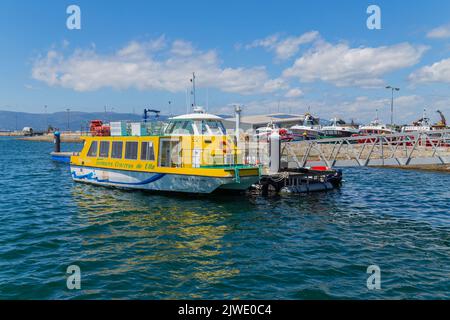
1,0 -> 450,124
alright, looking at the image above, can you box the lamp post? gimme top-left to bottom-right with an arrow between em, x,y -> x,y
385,86 -> 400,126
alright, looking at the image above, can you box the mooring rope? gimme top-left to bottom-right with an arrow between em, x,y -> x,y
269,171 -> 290,183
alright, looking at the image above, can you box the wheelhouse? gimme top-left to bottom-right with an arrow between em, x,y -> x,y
163,112 -> 227,136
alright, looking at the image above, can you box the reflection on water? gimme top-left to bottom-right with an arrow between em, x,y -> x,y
70,184 -> 249,297
0,138 -> 450,299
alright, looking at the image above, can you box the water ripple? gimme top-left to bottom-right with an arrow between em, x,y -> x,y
0,138 -> 449,299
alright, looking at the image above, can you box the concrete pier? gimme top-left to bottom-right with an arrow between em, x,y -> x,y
17,133 -> 81,142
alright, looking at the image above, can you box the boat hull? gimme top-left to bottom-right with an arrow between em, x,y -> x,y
291,128 -> 322,140
70,165 -> 258,194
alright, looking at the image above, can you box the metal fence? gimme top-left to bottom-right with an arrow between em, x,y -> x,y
281,129 -> 450,167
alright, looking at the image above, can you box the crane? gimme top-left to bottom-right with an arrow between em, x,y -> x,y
436,110 -> 447,127
143,109 -> 160,123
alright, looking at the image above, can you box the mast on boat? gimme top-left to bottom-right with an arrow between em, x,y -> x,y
190,72 -> 197,108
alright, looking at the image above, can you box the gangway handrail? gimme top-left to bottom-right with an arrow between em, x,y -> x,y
306,129 -> 450,144
281,129 -> 450,168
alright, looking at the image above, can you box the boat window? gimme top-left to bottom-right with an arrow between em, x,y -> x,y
125,142 -> 138,160
204,120 -> 226,135
141,141 -> 155,161
99,141 -> 110,158
111,141 -> 123,159
182,121 -> 195,134
87,141 -> 98,157
166,120 -> 194,135
165,122 -> 175,134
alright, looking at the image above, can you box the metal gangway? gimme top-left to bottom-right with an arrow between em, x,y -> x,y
281,130 -> 450,168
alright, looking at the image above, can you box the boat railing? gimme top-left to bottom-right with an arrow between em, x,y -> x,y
80,120 -> 167,137
165,144 -> 267,169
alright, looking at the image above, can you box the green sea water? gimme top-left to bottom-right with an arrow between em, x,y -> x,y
0,137 -> 449,299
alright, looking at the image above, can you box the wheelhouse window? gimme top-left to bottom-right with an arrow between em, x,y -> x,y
165,120 -> 194,135
111,141 -> 123,159
199,120 -> 226,135
99,141 -> 110,158
125,142 -> 138,160
87,141 -> 98,157
204,120 -> 226,135
141,141 -> 155,161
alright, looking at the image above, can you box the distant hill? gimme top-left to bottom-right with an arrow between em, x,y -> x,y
0,110 -> 168,131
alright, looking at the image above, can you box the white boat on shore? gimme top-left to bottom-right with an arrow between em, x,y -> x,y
402,109 -> 433,133
290,113 -> 323,140
321,118 -> 359,138
359,113 -> 395,135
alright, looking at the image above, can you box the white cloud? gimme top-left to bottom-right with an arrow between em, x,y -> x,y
409,57 -> 450,84
283,42 -> 428,87
285,88 -> 303,98
32,38 -> 283,95
262,78 -> 289,92
246,34 -> 279,50
246,31 -> 319,60
170,39 -> 195,56
395,95 -> 424,106
338,95 -> 426,122
427,25 -> 450,39
274,32 -> 319,60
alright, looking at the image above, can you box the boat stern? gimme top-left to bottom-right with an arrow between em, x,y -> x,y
218,166 -> 261,191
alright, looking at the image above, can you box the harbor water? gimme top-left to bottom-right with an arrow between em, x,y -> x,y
0,137 -> 449,299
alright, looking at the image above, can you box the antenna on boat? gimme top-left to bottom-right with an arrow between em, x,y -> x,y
185,88 -> 189,114
190,72 -> 197,108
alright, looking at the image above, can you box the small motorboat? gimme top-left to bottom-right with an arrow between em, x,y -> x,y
255,122 -> 294,142
321,118 -> 359,138
290,113 -> 324,140
402,109 -> 433,133
353,111 -> 396,143
358,110 -> 395,135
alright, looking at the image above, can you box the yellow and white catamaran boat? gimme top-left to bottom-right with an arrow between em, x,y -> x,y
70,108 -> 261,194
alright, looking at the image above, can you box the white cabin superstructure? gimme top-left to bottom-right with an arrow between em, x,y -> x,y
290,113 -> 323,140
359,119 -> 395,135
321,118 -> 359,138
402,109 -> 433,133
163,107 -> 227,136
